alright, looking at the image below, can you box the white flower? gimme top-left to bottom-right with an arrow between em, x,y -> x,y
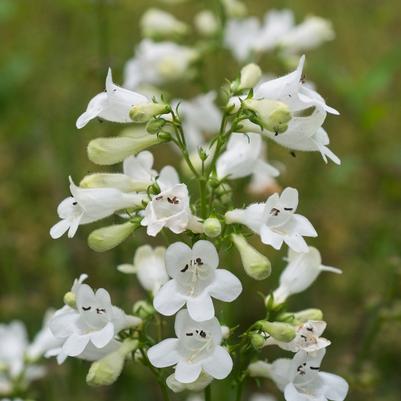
123,151 -> 157,183
273,247 -> 342,303
267,349 -> 348,401
264,320 -> 331,353
50,177 -> 146,239
141,166 -> 203,237
117,245 -> 168,295
141,8 -> 188,38
48,282 -> 141,363
225,187 -> 317,253
167,370 -> 213,393
154,240 -> 242,321
250,394 -> 278,401
194,10 -> 219,36
123,39 -> 198,89
148,309 -> 233,383
76,68 -> 148,129
216,133 -> 279,181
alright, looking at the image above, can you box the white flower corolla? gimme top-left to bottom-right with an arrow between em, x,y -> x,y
50,177 -> 146,239
264,320 -> 331,353
141,166 -> 203,236
280,16 -> 335,54
141,8 -> 188,38
266,349 -> 348,401
250,394 -> 278,401
148,309 -> 233,383
117,245 -> 168,295
154,240 -> 242,321
167,370 -> 213,392
123,39 -> 198,89
48,283 -> 141,363
76,68 -> 148,129
245,56 -> 340,164
272,247 -> 342,304
225,187 -> 317,253
216,133 -> 279,181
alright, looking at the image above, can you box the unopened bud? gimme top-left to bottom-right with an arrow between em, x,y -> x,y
239,63 -> 262,90
294,308 -> 324,323
248,360 -> 271,378
86,339 -> 138,386
221,325 -> 230,339
88,221 -> 139,252
244,99 -> 291,134
231,234 -> 271,280
222,0 -> 247,18
80,173 -> 151,193
250,333 -> 265,349
141,8 -> 188,39
146,118 -> 166,134
133,300 -> 155,319
63,291 -> 76,308
87,133 -> 165,165
255,320 -> 296,342
203,217 -> 222,238
194,10 -> 219,36
129,102 -> 170,123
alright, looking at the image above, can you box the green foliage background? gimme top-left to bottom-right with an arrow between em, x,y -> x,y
1,0 -> 401,400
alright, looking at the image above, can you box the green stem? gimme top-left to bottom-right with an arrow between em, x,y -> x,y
205,384 -> 212,401
235,380 -> 244,401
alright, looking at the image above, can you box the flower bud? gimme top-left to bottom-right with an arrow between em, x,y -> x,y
250,333 -> 265,349
87,133 -> 165,166
255,320 -> 296,342
133,300 -> 155,319
80,173 -> 151,193
203,217 -> 222,238
248,361 -> 271,378
141,8 -> 188,39
63,291 -> 76,308
294,308 -> 324,323
129,102 -> 170,123
88,221 -> 139,252
166,371 -> 213,393
146,118 -> 166,134
194,10 -> 219,36
231,234 -> 271,280
221,325 -> 230,339
239,63 -> 262,90
86,339 -> 139,387
226,96 -> 241,114
222,0 -> 247,18
243,99 -> 291,134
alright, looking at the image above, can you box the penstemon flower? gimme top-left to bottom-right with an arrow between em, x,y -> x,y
148,309 -> 233,383
225,187 -> 317,252
154,240 -> 242,321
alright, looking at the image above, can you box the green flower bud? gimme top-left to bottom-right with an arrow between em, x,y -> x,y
203,218 -> 222,238
88,221 -> 139,252
133,300 -> 155,319
86,339 -> 139,387
129,102 -> 170,123
244,98 -> 291,134
239,63 -> 262,90
294,308 -> 324,323
146,118 -> 166,134
255,320 -> 296,342
63,291 -> 76,308
80,173 -> 151,193
222,0 -> 247,18
87,134 -> 165,166
231,234 -> 271,280
250,333 -> 265,349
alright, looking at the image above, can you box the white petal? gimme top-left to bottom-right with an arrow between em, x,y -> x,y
158,166 -> 180,190
147,338 -> 180,368
208,270 -> 242,302
90,322 -> 114,348
62,334 -> 90,357
202,346 -> 233,379
285,234 -> 309,253
192,240 -> 219,270
76,93 -> 107,129
187,292 -> 215,322
154,280 -> 186,316
280,187 -> 299,211
50,219 -> 70,239
284,382 -> 312,401
319,372 -> 349,401
165,242 -> 192,279
293,214 -> 317,237
260,225 -> 284,249
174,360 -> 202,383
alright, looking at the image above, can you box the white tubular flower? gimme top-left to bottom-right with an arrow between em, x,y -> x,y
141,8 -> 188,39
194,10 -> 219,37
123,39 -> 198,89
148,309 -> 233,383
154,240 -> 242,321
118,245 -> 168,295
273,246 -> 342,304
267,349 -> 348,401
141,166 -> 203,236
250,394 -> 278,401
247,56 -> 340,164
280,16 -> 335,54
76,69 -> 148,129
264,320 -> 331,353
50,177 -> 146,239
167,370 -> 213,393
216,133 -> 279,181
48,282 -> 141,363
225,187 -> 317,253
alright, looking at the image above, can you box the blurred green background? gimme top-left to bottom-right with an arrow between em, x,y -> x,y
1,0 -> 401,400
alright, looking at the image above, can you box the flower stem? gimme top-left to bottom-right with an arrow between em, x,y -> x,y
235,380 -> 244,401
205,384 -> 212,401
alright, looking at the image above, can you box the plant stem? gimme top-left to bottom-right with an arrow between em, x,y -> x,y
235,380 -> 244,401
205,384 -> 212,401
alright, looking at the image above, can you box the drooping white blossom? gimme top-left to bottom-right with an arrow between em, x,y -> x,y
154,240 -> 242,321
141,166 -> 203,236
141,8 -> 188,38
123,39 -> 198,89
117,245 -> 168,295
76,69 -> 148,128
272,247 -> 342,304
167,370 -> 213,393
148,309 -> 233,383
225,187 -> 317,253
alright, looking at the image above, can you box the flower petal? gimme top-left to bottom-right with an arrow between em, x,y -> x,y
208,270 -> 242,302
319,372 -> 349,401
90,322 -> 114,348
154,280 -> 186,316
202,346 -> 233,379
187,292 -> 215,322
192,240 -> 219,270
50,219 -> 70,239
62,334 -> 90,357
165,242 -> 192,279
147,338 -> 180,368
174,360 -> 202,383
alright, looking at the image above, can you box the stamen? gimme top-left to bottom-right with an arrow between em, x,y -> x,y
310,366 -> 320,370
284,207 -> 293,211
96,308 -> 106,314
82,306 -> 91,311
155,195 -> 163,201
181,264 -> 189,273
186,332 -> 193,336
270,208 -> 280,216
